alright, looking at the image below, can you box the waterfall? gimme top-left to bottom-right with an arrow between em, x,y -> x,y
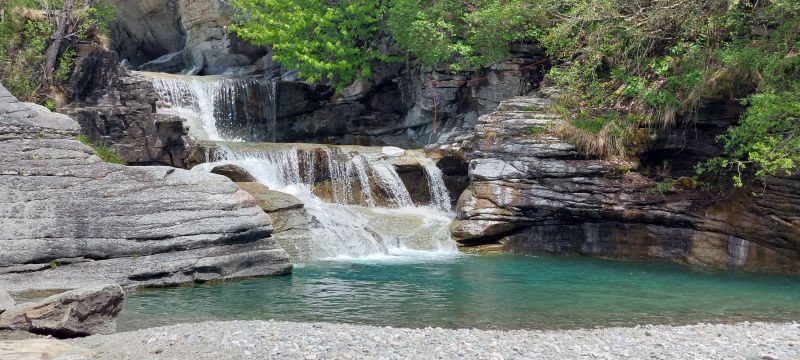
140,72 -> 277,142
370,161 -> 414,208
196,145 -> 458,260
420,160 -> 452,212
143,71 -> 458,260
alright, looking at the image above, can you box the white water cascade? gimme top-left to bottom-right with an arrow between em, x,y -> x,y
141,72 -> 458,261
140,72 -> 277,142
197,145 -> 458,260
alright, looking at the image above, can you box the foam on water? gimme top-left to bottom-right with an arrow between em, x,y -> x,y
195,146 -> 458,261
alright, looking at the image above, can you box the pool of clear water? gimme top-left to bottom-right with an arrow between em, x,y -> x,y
118,253 -> 800,331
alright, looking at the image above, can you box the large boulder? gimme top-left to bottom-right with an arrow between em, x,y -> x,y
451,90 -> 800,272
0,285 -> 123,337
0,83 -> 292,293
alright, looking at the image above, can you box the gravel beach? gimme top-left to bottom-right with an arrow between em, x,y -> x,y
70,320 -> 800,359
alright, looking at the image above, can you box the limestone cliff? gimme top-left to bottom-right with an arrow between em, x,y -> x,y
0,83 -> 291,293
445,90 -> 800,272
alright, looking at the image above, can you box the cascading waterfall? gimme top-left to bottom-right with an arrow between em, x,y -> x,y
197,145 -> 457,260
140,72 -> 277,142
141,71 -> 457,260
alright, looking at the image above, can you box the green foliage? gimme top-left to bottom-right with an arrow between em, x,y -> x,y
55,48 -> 76,82
0,0 -> 117,102
540,0 -> 800,184
388,0 -> 544,71
49,260 -> 60,269
229,0 -> 393,91
77,135 -> 127,165
644,179 -> 675,194
229,0 -> 544,87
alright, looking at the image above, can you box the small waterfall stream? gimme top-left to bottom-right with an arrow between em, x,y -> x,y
140,72 -> 277,142
143,72 -> 458,261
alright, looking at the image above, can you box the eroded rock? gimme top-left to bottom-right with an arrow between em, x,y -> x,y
451,90 -> 800,272
212,164 -> 257,183
0,285 -> 123,337
236,182 -> 312,262
0,83 -> 292,293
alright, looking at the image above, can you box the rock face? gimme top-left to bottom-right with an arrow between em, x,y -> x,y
450,91 -> 800,272
109,0 -> 185,68
0,83 -> 292,293
236,182 -> 313,262
110,0 -> 274,75
67,46 -> 195,167
0,285 -> 124,337
271,47 -> 544,148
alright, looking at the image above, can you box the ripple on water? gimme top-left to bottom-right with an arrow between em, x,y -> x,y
118,254 -> 800,331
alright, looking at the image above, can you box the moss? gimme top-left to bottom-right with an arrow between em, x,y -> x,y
77,134 -> 127,165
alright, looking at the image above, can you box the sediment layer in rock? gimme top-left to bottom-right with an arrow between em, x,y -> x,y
0,83 -> 291,293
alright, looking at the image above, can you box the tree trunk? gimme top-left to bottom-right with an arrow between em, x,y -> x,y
43,0 -> 73,86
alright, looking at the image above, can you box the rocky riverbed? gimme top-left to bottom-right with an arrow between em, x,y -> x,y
68,320 -> 800,359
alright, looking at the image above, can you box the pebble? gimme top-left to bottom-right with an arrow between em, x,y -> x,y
69,320 -> 800,359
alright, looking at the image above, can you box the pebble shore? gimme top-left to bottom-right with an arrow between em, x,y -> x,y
71,320 -> 800,359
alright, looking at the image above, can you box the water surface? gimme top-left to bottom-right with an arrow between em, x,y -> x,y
119,253 -> 800,331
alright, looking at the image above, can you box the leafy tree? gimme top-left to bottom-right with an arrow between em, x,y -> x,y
228,0 -> 393,91
388,0 -> 544,71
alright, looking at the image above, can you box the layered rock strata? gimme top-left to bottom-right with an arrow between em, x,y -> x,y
449,91 -> 800,272
67,46 -> 195,167
0,83 -> 292,293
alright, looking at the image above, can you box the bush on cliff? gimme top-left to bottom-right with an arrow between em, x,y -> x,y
0,0 -> 115,103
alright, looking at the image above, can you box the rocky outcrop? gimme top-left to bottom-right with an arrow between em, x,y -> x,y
236,182 -> 313,262
110,0 -> 274,75
0,339 -> 96,359
0,285 -> 124,337
271,47 -> 545,148
0,83 -> 291,293
450,91 -> 800,272
109,0 -> 185,68
67,46 -> 195,167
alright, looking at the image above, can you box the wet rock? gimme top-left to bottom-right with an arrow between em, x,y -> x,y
0,339 -> 96,359
212,164 -> 257,183
0,285 -> 123,337
236,183 -> 312,262
0,290 -> 13,315
0,83 -> 292,293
